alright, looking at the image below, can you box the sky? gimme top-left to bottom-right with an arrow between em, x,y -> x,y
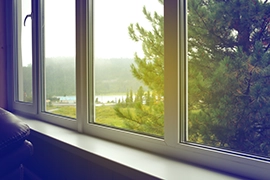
20,0 -> 32,66
93,0 -> 163,59
21,0 -> 163,66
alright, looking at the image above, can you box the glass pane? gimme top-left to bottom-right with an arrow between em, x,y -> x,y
17,0 -> 33,102
187,0 -> 270,158
44,0 -> 76,118
93,0 -> 164,137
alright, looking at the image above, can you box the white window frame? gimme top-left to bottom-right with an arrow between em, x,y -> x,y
6,0 -> 270,179
8,0 -> 38,114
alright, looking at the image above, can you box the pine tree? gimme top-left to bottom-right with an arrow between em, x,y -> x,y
114,0 -> 164,137
115,87 -> 164,136
134,86 -> 144,103
188,0 -> 270,157
115,0 -> 270,157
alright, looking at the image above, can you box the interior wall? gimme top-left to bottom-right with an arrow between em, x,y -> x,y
24,134 -> 138,180
0,0 -> 7,109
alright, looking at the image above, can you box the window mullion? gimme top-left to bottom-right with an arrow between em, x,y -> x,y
179,0 -> 188,143
164,0 -> 179,146
31,0 -> 39,114
76,0 -> 89,133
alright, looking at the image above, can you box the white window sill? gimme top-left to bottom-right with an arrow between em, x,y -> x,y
19,116 -> 239,180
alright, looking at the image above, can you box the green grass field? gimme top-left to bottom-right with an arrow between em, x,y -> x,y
95,105 -> 128,128
46,105 -> 127,129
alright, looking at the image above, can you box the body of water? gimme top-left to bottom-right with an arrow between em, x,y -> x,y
56,95 -> 127,104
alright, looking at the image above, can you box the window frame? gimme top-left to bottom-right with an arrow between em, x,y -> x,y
6,0 -> 78,128
37,0 -> 78,130
6,0 -> 270,179
9,0 -> 38,114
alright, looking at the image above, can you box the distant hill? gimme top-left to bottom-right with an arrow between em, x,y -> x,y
23,57 -> 145,98
44,57 -> 76,97
95,58 -> 145,95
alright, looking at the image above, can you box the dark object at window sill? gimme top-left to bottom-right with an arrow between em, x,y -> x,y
0,108 -> 33,178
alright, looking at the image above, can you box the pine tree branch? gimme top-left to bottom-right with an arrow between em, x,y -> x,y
256,18 -> 269,42
191,5 -> 237,51
244,79 -> 251,95
264,43 -> 270,53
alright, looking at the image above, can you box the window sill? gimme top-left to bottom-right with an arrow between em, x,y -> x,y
19,115 -> 239,180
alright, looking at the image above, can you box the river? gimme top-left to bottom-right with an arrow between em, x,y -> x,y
56,95 -> 127,104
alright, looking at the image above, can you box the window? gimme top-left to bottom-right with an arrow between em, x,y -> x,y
187,0 -> 270,159
16,0 -> 33,103
92,0 -> 164,137
6,0 -> 270,179
43,0 -> 76,118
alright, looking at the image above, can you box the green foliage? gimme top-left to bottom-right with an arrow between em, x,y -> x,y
95,105 -> 129,129
117,0 -> 270,156
128,1 -> 164,96
115,87 -> 164,137
115,1 -> 164,137
188,0 -> 270,157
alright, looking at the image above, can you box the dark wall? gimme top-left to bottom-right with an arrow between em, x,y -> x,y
0,0 -> 7,109
24,133 -> 158,180
24,134 -> 132,180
